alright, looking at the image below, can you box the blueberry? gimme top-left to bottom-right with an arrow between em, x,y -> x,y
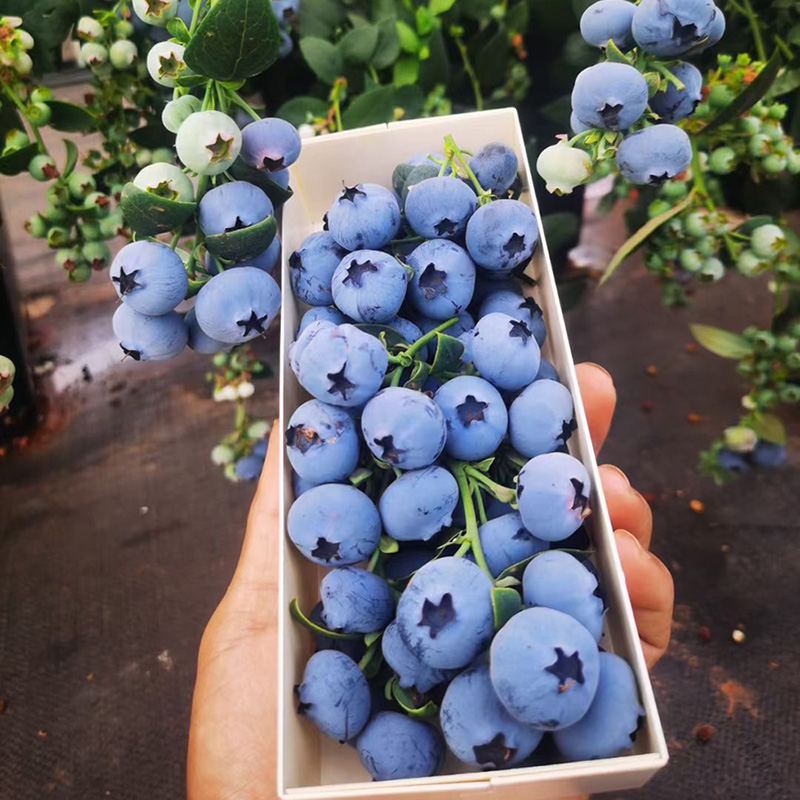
361,388 -> 446,469
161,93 -> 200,134
471,312 -> 541,391
239,236 -> 281,274
320,567 -> 395,633
381,620 -> 448,693
331,250 -> 408,323
441,664 -> 543,769
616,124 -> 692,185
133,162 -> 194,202
400,163 -> 441,204
479,290 -> 546,346
405,176 -> 477,240
110,240 -> 188,316
273,0 -> 300,27
146,41 -> 188,87
112,305 -> 187,361
433,375 -> 508,461
458,330 -> 474,364
286,399 -> 360,484
516,452 -> 591,542
195,267 -> 281,344
327,183 -> 401,250
479,512 -> 549,578
509,379 -> 575,458
486,496 -> 514,520
290,231 -> 348,306
694,4 -> 725,52
296,650 -> 371,741
175,110 -> 241,176
356,711 -> 444,781
379,466 -> 459,542
396,556 -> 494,669
414,310 -> 475,338
469,142 -> 519,195
522,551 -> 605,641
252,438 -> 268,459
385,316 -> 428,360
535,357 -> 560,382
632,0 -> 719,57
185,308 -> 230,354
716,447 -> 750,473
490,607 -> 600,729
240,117 -> 301,173
197,181 -> 274,238
133,0 -> 178,26
553,652 -> 644,760
287,483 -> 381,565
752,440 -> 787,468
649,62 -> 703,123
297,306 -> 348,334
234,455 -> 263,481
570,111 -> 592,135
292,470 -> 321,497
292,322 -> 388,407
580,0 -> 636,49
407,239 -> 476,321
465,200 -> 539,278
571,63 -> 648,130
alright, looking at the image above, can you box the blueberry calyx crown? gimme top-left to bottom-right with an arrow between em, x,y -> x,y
570,478 -> 590,514
418,263 -> 448,299
545,647 -> 585,691
120,344 -> 141,361
340,185 -> 366,203
285,424 -> 321,454
224,216 -> 249,234
648,171 -> 670,186
206,134 -> 235,165
327,364 -> 355,400
672,18 -> 698,48
558,418 -> 578,446
260,155 -> 284,172
434,218 -> 457,236
456,395 -> 489,427
512,527 -> 534,541
112,266 -> 141,296
508,319 -> 533,344
289,251 -> 302,270
473,733 -> 517,769
503,232 -> 526,257
518,296 -> 542,316
373,434 -> 405,464
418,592 -> 456,639
311,537 -> 340,562
237,310 -> 269,337
598,102 -> 623,128
344,258 -> 378,288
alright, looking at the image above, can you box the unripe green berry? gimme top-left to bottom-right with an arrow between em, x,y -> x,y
46,184 -> 69,206
786,351 -> 800,370
55,247 -> 82,271
694,101 -> 711,118
29,154 -> 59,181
68,170 -> 96,199
82,241 -> 111,269
47,226 -> 71,248
81,42 -> 108,68
135,148 -> 153,168
645,253 -> 664,271
749,133 -> 771,158
211,444 -> 235,465
787,150 -> 800,174
696,236 -> 717,257
684,211 -> 709,238
79,221 -> 102,241
763,154 -> 787,174
27,102 -> 51,127
780,385 -> 800,403
723,426 -> 757,452
738,116 -> 761,135
768,103 -> 788,120
150,147 -> 174,164
708,84 -> 733,109
709,146 -> 736,175
751,223 -> 785,258
25,214 -> 47,238
212,353 -> 229,368
661,180 -> 688,200
84,191 -> 112,218
68,263 -> 92,283
76,16 -> 104,41
648,199 -> 672,218
99,213 -> 124,238
753,330 -> 775,350
679,248 -> 703,272
109,39 -> 138,69
43,203 -> 68,224
762,120 -> 785,143
736,248 -> 764,277
698,257 -> 725,283
115,19 -> 135,39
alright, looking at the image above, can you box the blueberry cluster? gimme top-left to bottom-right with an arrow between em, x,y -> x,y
286,137 -> 644,780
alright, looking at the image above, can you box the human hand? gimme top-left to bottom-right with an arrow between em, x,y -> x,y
186,363 -> 674,800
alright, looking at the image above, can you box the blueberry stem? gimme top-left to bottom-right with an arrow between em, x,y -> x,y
226,88 -> 261,123
652,63 -> 685,92
690,139 -> 715,213
567,129 -> 595,148
389,365 -> 404,386
357,637 -> 381,673
443,135 -> 492,204
200,79 -> 215,112
367,547 -> 381,572
405,316 -> 458,357
450,461 -> 492,577
188,0 -> 204,34
288,598 -> 362,641
464,466 -> 516,505
451,34 -> 484,111
473,486 -> 488,525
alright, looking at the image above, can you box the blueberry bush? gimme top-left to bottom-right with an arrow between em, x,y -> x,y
536,0 -> 799,482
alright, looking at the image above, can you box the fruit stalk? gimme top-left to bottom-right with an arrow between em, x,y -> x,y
443,135 -> 491,204
450,461 -> 491,577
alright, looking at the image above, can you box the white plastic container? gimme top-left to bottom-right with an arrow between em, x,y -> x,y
278,108 -> 668,799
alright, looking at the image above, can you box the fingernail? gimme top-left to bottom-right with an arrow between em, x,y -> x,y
601,463 -> 631,487
616,528 -> 644,554
583,362 -> 613,381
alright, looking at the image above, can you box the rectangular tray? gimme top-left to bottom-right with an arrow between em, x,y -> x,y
278,108 -> 668,799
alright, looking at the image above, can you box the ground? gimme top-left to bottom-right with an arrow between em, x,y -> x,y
0,91 -> 798,799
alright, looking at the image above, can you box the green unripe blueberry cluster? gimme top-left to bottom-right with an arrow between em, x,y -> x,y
76,14 -> 138,75
736,324 -> 800,411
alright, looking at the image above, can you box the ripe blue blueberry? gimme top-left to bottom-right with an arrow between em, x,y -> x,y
297,305 -> 348,334
385,316 -> 428,360
465,200 -> 539,278
509,379 -> 575,457
396,556 -> 494,669
580,0 -> 636,49
197,181 -> 274,237
290,231 -> 348,306
469,142 -> 519,195
471,312 -> 542,391
112,305 -> 187,361
536,357 -> 560,382
286,483 -> 381,566
381,620 -> 448,693
414,310 -> 475,338
522,551 -> 605,641
242,236 -> 281,274
296,650 -> 371,742
716,447 -> 750,473
441,664 -> 544,769
649,62 -> 703,122
110,240 -> 188,316
479,290 -> 546,346
194,267 -> 281,344
632,0 -> 719,57
433,375 -> 508,461
479,512 -> 549,577
361,388 -> 447,470
553,652 -> 644,761
616,124 -> 692,185
272,0 -> 300,28
240,117 -> 301,173
516,452 -> 592,542
320,567 -> 395,633
571,63 -> 648,130
695,4 -> 725,52
404,176 -> 477,240
185,307 -> 230,354
286,399 -> 360,484
752,440 -> 787,468
356,712 -> 444,781
490,607 -> 600,729
234,455 -> 263,481
292,470 -> 321,497
378,466 -> 459,542
291,322 -> 388,407
459,330 -> 474,364
326,183 -> 401,250
331,250 -> 408,323
308,602 -> 366,662
406,239 -> 476,321
570,111 -> 592,134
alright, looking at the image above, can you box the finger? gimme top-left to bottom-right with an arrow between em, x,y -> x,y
231,421 -> 282,590
615,530 -> 674,670
599,465 -> 653,550
575,363 -> 616,455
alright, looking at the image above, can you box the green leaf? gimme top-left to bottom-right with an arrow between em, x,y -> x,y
390,678 -> 439,718
419,27 -> 449,89
299,36 -> 344,84
45,100 -> 96,133
415,5 -> 435,35
491,586 -> 522,630
393,54 -> 420,87
703,50 -> 783,134
229,158 -> 294,207
494,575 -> 521,589
475,26 -> 508,89
61,139 -> 79,179
298,0 -> 346,37
379,535 -> 399,554
14,0 -> 81,75
0,142 -> 39,176
288,598 -> 362,640
770,66 -> 800,97
404,360 -> 431,391
396,20 -> 420,52
734,215 -> 775,235
689,324 -> 752,359
120,183 -> 197,237
429,0 -> 456,14
471,457 -> 495,473
372,16 -> 401,69
357,323 -> 408,349
167,16 -> 191,43
204,214 -> 278,261
184,0 -> 281,82
605,39 -> 632,63
129,124 -> 174,149
340,24 -> 380,64
506,0 -> 529,30
276,95 -> 329,126
430,333 -> 465,375
600,190 -> 696,286
364,630 -> 383,647
342,86 -> 397,128
542,212 -> 580,254
749,414 -> 787,445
